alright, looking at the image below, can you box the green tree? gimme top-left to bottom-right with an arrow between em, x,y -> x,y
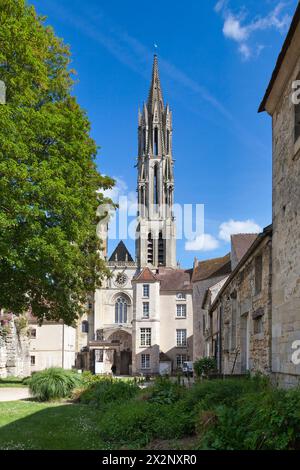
0,0 -> 114,324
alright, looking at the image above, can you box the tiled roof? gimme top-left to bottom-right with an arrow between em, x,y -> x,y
231,234 -> 258,264
192,254 -> 231,283
109,241 -> 134,262
156,268 -> 193,291
132,267 -> 158,283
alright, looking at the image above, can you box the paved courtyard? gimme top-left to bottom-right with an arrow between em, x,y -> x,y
0,388 -> 31,402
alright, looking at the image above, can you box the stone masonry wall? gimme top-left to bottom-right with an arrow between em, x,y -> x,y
272,55 -> 300,387
219,236 -> 272,376
0,316 -> 30,378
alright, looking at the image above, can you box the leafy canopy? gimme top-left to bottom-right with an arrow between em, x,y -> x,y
0,0 -> 114,324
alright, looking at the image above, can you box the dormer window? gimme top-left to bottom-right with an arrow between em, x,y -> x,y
176,292 -> 186,300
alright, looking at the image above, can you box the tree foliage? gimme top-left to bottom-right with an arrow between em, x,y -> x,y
0,0 -> 114,323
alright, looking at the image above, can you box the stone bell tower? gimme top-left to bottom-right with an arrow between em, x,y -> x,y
136,55 -> 176,268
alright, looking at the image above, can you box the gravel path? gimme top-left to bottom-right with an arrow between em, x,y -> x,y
0,387 -> 31,402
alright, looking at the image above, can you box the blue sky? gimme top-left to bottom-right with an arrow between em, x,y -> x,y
31,0 -> 298,268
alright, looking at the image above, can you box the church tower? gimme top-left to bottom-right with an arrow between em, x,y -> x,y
136,55 -> 176,268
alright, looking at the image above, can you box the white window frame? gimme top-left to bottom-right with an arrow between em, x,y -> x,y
176,304 -> 187,318
176,329 -> 187,347
143,284 -> 150,298
143,302 -> 150,318
140,328 -> 151,347
141,354 -> 150,369
176,292 -> 186,300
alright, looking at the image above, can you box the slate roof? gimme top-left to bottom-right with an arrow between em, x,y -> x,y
192,254 -> 231,283
156,268 -> 193,292
109,241 -> 134,262
231,234 -> 258,264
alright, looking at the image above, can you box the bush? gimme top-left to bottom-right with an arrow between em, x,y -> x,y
28,368 -> 82,401
197,383 -> 300,450
99,401 -> 194,449
145,376 -> 185,405
79,378 -> 140,408
193,358 -> 217,378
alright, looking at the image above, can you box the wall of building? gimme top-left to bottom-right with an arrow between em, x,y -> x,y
272,56 -> 300,387
29,323 -> 76,372
159,291 -> 193,368
217,236 -> 272,376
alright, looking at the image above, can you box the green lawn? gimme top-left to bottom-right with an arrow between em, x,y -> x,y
0,401 -> 104,450
0,377 -> 27,388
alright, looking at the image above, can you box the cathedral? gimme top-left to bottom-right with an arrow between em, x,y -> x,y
89,55 -> 194,375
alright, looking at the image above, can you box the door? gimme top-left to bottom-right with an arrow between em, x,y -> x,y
94,349 -> 104,374
241,314 -> 250,373
120,351 -> 132,375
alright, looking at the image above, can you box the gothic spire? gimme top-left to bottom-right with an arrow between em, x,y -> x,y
147,55 -> 164,112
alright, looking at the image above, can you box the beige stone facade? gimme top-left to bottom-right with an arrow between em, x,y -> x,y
0,313 -> 30,378
203,228 -> 272,376
259,4 -> 300,387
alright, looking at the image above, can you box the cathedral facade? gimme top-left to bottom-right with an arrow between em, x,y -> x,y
88,56 -> 194,375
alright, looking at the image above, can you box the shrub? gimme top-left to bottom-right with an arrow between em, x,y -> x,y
146,376 -> 185,404
197,384 -> 300,450
99,401 -> 194,449
79,378 -> 140,408
193,358 -> 217,378
28,368 -> 82,401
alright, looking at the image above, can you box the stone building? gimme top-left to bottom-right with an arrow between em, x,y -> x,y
206,226 -> 272,376
28,314 -> 76,372
259,3 -> 300,387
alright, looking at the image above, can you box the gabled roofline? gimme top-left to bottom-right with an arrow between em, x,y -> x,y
259,2 -> 300,113
209,225 -> 272,313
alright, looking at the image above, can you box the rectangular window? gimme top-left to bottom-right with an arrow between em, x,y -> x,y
143,284 -> 150,298
140,328 -> 151,347
143,302 -> 150,318
29,328 -> 36,339
95,349 -> 104,363
176,304 -> 187,318
254,316 -> 263,335
30,356 -> 35,366
176,329 -> 187,347
141,354 -> 150,369
255,255 -> 263,295
176,354 -> 187,369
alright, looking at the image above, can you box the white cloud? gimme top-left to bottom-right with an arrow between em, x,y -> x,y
215,2 -> 291,61
104,177 -> 137,212
185,234 -> 220,252
219,219 -> 262,242
223,14 -> 248,41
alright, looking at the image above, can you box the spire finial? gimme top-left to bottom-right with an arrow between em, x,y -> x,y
148,53 -> 163,110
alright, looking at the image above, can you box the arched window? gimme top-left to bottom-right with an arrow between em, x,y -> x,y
154,127 -> 158,156
158,231 -> 165,266
147,232 -> 153,264
167,129 -> 170,154
154,164 -> 159,206
82,321 -> 89,333
143,128 -> 146,153
115,297 -> 128,324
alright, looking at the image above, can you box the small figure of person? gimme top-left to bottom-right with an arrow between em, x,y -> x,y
111,364 -> 116,376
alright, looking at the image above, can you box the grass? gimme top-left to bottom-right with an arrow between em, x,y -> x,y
0,401 -> 104,450
0,377 -> 27,388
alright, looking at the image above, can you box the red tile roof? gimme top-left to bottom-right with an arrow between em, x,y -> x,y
156,268 -> 193,291
132,267 -> 158,283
